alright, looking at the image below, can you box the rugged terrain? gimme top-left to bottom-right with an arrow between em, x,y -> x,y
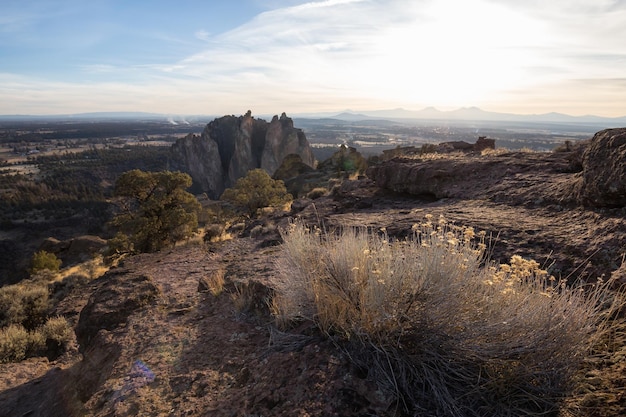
1,129 -> 626,416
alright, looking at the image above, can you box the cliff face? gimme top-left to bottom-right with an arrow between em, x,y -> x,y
261,113 -> 314,175
170,111 -> 315,198
170,131 -> 224,198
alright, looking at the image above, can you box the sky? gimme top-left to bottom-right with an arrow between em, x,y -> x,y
1,0 -> 625,117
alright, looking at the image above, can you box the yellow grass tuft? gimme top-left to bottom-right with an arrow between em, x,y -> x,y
206,268 -> 226,296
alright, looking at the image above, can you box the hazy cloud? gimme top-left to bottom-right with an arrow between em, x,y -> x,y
1,0 -> 625,116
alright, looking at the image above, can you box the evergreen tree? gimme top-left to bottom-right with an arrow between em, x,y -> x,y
111,170 -> 201,252
220,169 -> 292,217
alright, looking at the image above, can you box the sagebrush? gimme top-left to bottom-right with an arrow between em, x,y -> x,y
273,216 -> 624,416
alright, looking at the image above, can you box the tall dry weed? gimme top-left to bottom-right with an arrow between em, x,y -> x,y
273,217 -> 624,416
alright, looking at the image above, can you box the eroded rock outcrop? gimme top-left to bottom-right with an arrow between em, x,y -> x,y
171,111 -> 315,198
577,128 -> 626,207
366,149 -> 581,206
39,235 -> 107,266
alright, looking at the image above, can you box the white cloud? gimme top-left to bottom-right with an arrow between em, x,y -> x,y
194,30 -> 212,42
1,0 -> 626,116
163,0 -> 558,110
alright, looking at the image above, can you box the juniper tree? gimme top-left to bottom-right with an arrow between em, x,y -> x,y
111,170 -> 201,253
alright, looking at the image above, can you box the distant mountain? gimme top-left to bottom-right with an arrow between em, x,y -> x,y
0,112 -> 216,123
318,107 -> 626,126
332,112 -> 373,121
2,108 -> 625,126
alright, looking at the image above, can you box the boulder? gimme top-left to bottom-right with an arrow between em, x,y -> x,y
366,157 -> 473,199
578,128 -> 626,207
39,235 -> 107,266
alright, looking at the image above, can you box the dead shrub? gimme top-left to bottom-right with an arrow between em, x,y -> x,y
273,217 -> 624,416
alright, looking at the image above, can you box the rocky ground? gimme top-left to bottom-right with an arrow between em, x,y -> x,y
1,133 -> 626,416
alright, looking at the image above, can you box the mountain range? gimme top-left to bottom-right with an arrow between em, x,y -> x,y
1,107 -> 625,126
298,107 -> 626,125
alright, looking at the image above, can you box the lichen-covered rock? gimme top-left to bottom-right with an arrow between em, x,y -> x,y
578,128 -> 626,207
170,111 -> 315,199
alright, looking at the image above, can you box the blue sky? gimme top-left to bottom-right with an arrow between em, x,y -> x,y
1,0 -> 625,116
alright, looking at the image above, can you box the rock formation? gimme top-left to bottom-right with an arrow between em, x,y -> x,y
366,147 -> 581,205
577,128 -> 626,207
170,111 -> 315,199
39,235 -> 107,266
274,145 -> 368,198
381,137 -> 495,160
316,145 -> 368,175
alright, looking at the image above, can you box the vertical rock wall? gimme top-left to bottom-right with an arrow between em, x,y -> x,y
170,111 -> 315,199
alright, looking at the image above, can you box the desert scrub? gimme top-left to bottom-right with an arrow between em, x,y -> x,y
0,316 -> 73,363
29,250 -> 62,275
0,282 -> 49,329
273,217 -> 624,416
41,316 -> 73,348
0,324 -> 45,363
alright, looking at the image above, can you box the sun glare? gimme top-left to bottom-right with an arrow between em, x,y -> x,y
357,0 -> 549,107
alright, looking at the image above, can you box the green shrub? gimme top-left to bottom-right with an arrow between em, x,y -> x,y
0,325 -> 29,363
203,224 -> 226,243
106,231 -> 134,255
29,250 -> 62,275
274,216 -> 624,416
221,169 -> 292,217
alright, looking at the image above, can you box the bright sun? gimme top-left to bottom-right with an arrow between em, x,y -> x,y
350,0 -> 549,107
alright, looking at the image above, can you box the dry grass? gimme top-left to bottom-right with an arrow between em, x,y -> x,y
306,187 -> 329,200
481,147 -> 510,156
206,268 -> 226,296
57,255 -> 109,282
273,216 -> 625,416
202,224 -> 233,243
